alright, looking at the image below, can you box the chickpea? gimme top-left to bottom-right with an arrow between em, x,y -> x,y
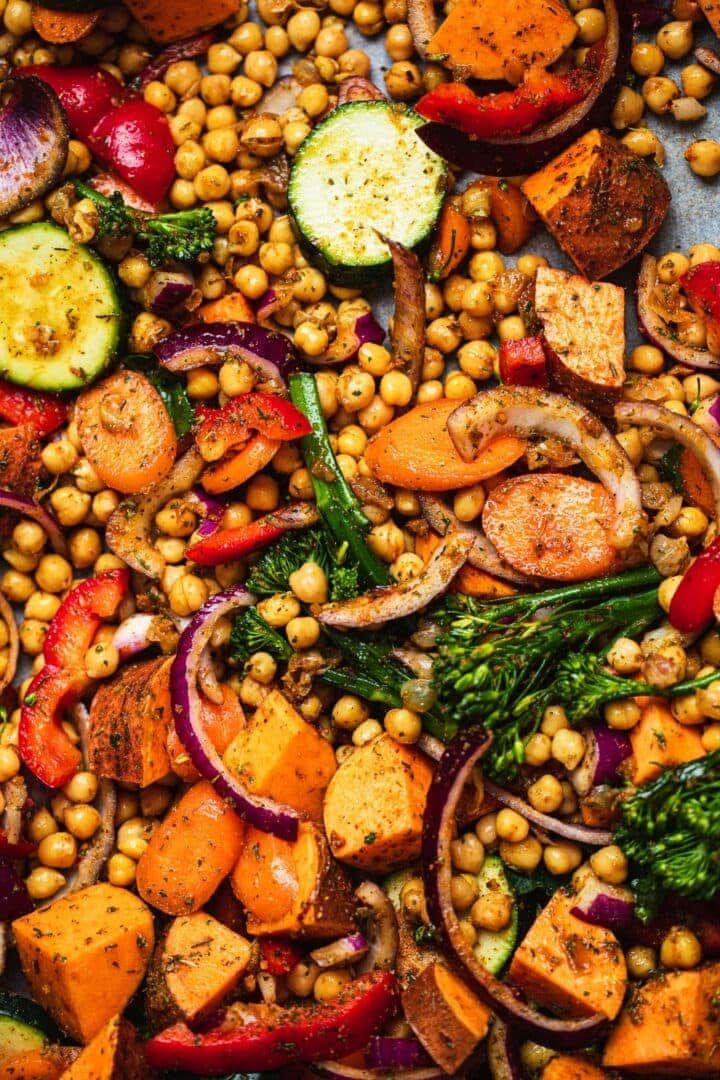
697,679 -> 720,720
450,832 -> 485,874
642,75 -> 680,113
84,641 -> 119,681
631,41 -> 665,76
358,342 -> 392,376
38,831 -> 77,869
314,968 -> 352,1003
642,644 -> 687,688
294,321 -> 329,357
231,75 -> 263,108
527,774 -> 564,814
384,706 -> 422,745
368,521 -> 405,563
352,718 -> 383,746
384,61 -> 422,99
471,891 -> 513,932
28,808 -> 58,843
551,728 -> 586,769
107,852 -> 136,887
702,723 -> 720,751
626,944 -> 657,979
0,746 -> 20,783
333,695 -> 369,731
12,520 -> 45,557
689,243 -> 720,265
544,841 -> 583,875
286,615 -> 320,650
575,7 -> 606,43
246,474 -> 279,512
656,19 -> 694,59
25,867 -> 65,902
604,698 -> 642,730
49,486 -> 91,528
682,62 -> 715,99
288,960 -> 320,997
168,574 -> 209,617
660,926 -> 702,969
607,636 -> 644,674
386,23 -> 413,59
69,527 -> 102,570
496,808 -> 529,843
686,139 -> 720,178
34,554 -> 72,594
287,9 -> 321,50
499,836 -> 542,872
450,872 -> 479,912
41,439 -> 78,475
590,844 -> 629,884
63,804 -> 101,841
541,704 -> 569,736
288,561 -> 328,605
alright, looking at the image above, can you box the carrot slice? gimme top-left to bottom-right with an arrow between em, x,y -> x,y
31,5 -> 101,42
202,433 -> 280,494
198,292 -> 256,324
364,399 -> 525,492
428,196 -> 472,282
482,473 -> 620,582
679,447 -> 714,517
75,370 -> 177,494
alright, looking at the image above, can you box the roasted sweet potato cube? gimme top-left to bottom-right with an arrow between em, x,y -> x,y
123,0 -> 237,43
541,1056 -> 608,1080
508,888 -> 626,1020
223,689 -> 336,821
630,702 -> 705,784
603,964 -> 720,1075
402,962 -> 491,1075
231,821 -> 355,939
522,130 -> 670,280
0,425 -> 40,500
87,657 -> 172,787
13,884 -> 154,1044
0,1047 -> 79,1080
323,733 -> 433,872
698,0 -> 720,36
60,1016 -> 155,1079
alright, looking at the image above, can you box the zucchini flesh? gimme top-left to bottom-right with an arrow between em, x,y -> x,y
472,854 -> 518,975
289,101 -> 446,284
0,991 -> 56,1065
0,222 -> 122,392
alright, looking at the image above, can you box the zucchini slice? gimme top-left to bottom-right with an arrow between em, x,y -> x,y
472,854 -> 518,975
0,991 -> 58,1066
0,222 -> 123,391
288,101 -> 447,285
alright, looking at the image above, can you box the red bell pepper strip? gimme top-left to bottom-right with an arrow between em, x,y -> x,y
259,939 -> 304,977
146,970 -> 399,1074
186,502 -> 319,566
89,100 -> 176,206
681,261 -> 720,342
195,392 -> 312,461
499,336 -> 549,388
16,65 -> 121,143
19,570 -> 129,789
0,379 -> 67,437
669,536 -> 720,634
416,66 -> 595,139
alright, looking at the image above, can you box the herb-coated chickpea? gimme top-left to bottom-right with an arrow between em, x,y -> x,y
352,718 -> 383,746
543,841 -> 583,875
471,891 -> 513,931
450,832 -> 485,874
686,139 -> 720,177
289,561 -> 328,604
496,808 -> 529,843
499,836 -> 542,872
660,926 -> 702,969
25,867 -> 65,902
626,944 -> 657,979
590,845 -> 629,884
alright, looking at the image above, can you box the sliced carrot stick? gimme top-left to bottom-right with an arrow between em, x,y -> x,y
365,399 -> 525,492
202,433 -> 280,494
167,685 -> 245,783
75,370 -> 177,495
197,292 -> 256,324
31,5 -> 101,42
136,780 -> 246,915
680,447 -> 714,517
482,473 -> 620,582
428,195 -> 472,282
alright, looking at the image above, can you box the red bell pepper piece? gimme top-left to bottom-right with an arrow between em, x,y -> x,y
416,66 -> 594,139
499,336 -> 549,388
0,378 -> 67,437
0,830 -> 35,859
681,261 -> 720,343
146,970 -> 399,1073
17,65 -> 121,143
195,392 -> 312,460
19,570 -> 129,789
259,939 -> 304,976
89,100 -> 176,206
669,536 -> 720,634
186,502 -> 318,566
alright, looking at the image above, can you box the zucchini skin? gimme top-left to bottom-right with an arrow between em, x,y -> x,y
0,990 -> 60,1041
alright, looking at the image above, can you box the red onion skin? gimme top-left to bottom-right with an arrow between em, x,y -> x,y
636,255 -> 720,370
0,76 -> 69,217
0,489 -> 68,556
154,321 -> 300,390
571,894 -> 634,932
484,779 -> 613,847
366,1036 -> 431,1070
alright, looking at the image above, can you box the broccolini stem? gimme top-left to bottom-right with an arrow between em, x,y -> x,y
289,373 -> 389,588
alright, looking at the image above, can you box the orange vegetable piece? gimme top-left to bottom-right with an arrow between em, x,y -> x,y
629,701 -> 705,785
680,447 -> 714,516
698,0 -> 720,37
197,292 -> 256,324
464,178 -> 536,255
415,529 -> 515,597
541,1056 -> 608,1080
508,889 -> 627,1020
75,370 -> 176,495
31,5 -> 100,42
0,1047 -> 79,1080
364,399 -> 525,492
402,962 -> 491,1075
202,433 -> 280,494
123,0 -> 237,42
323,733 -> 433,872
60,1016 -> 152,1079
223,689 -> 336,821
231,821 -> 356,939
482,474 -> 620,582
428,195 -> 472,282
427,0 -> 578,80
136,780 -> 246,915
168,684 -> 245,783
13,884 -> 154,1044
603,964 -> 720,1075
0,425 -> 40,503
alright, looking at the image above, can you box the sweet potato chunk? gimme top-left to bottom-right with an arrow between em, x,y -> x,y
60,1016 -> 154,1079
698,0 -> 720,36
0,425 -> 40,499
123,0 -> 237,42
87,657 -> 172,787
535,267 -> 625,412
603,964 -> 720,1075
402,962 -> 490,1075
136,780 -> 246,915
231,821 -> 355,939
508,888 -> 626,1020
629,702 -> 705,785
146,912 -> 253,1027
223,689 -> 336,822
323,734 -> 433,872
427,0 -> 577,81
542,1056 -> 608,1080
13,884 -> 154,1044
0,1048 -> 79,1080
522,130 -> 670,280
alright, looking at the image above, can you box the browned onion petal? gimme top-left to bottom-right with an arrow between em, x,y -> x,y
0,592 -> 18,697
382,237 -> 426,392
636,255 -> 720,371
337,77 -> 385,104
354,880 -> 399,974
406,0 -> 437,58
0,489 -> 68,557
483,778 -> 613,846
420,494 -> 533,585
487,1017 -> 524,1080
695,45 -> 720,76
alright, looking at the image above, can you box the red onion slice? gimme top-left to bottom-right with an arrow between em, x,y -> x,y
0,489 -> 68,556
636,255 -> 720,370
261,75 -> 302,115
696,45 -> 720,76
569,725 -> 630,796
422,727 -> 610,1049
0,592 -> 18,697
0,76 -> 69,217
310,933 -> 369,969
384,237 -> 425,392
448,387 -> 644,551
315,1065 -> 444,1080
367,1036 -> 432,1070
318,526 -> 473,629
616,399 -> 720,527
154,322 -> 300,394
106,448 -> 204,579
170,585 -> 300,841
337,77 -> 385,104
185,488 -> 225,539
420,495 -> 534,586
141,270 -> 194,317
406,0 -> 437,57
112,612 -> 185,661
354,880 -> 399,974
484,778 -> 613,846
487,1018 -> 524,1080
570,876 -> 634,931
0,859 -> 32,921
316,311 -> 385,366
